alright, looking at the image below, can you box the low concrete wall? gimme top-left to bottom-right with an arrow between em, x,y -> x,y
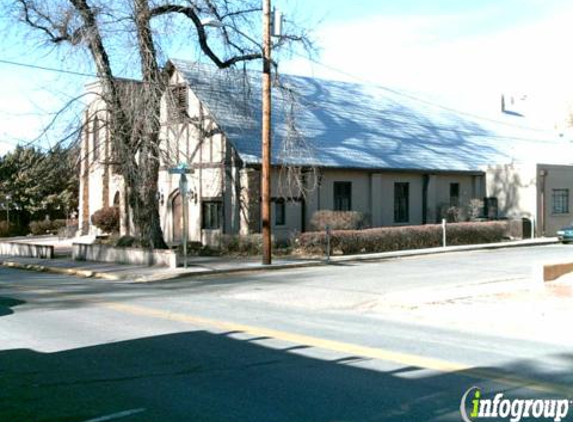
72,243 -> 177,268
0,242 -> 54,259
543,262 -> 573,282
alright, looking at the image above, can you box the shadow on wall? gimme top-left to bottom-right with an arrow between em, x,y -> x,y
0,296 -> 25,317
1,329 -> 570,422
488,166 -> 524,218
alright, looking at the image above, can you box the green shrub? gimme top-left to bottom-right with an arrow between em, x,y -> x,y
111,235 -> 152,249
115,235 -> 137,248
310,210 -> 369,231
297,221 -> 508,255
176,241 -> 220,256
220,234 -> 268,255
54,219 -> 67,230
29,219 -> 67,235
91,207 -> 119,233
439,205 -> 463,223
0,221 -> 19,237
57,223 -> 78,239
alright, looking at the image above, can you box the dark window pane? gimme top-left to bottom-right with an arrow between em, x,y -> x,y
168,85 -> 188,121
450,183 -> 460,207
275,199 -> 286,226
394,182 -> 409,223
552,189 -> 569,214
333,182 -> 352,211
93,117 -> 100,161
202,201 -> 222,229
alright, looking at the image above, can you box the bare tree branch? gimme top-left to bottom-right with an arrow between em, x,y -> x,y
150,4 -> 262,68
10,0 -> 315,248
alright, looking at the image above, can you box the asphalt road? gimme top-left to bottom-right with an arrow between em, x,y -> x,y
2,244 -> 573,422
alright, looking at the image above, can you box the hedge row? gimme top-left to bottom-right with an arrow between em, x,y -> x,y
29,219 -> 67,235
0,221 -> 20,238
310,210 -> 369,231
296,221 -> 508,255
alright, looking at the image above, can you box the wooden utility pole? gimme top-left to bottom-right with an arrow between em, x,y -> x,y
261,0 -> 272,265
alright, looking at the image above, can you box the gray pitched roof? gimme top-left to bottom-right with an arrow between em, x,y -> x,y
171,59 -> 572,172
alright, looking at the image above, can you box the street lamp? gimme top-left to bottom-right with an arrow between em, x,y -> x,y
5,194 -> 11,224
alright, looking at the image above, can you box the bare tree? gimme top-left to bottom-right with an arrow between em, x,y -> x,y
11,0 -> 311,248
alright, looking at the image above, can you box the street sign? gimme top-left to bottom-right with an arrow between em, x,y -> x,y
168,167 -> 192,175
168,162 -> 193,175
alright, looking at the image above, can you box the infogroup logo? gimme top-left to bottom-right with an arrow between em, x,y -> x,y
460,386 -> 571,422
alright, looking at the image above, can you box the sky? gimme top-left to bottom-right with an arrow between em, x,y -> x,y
1,0 -> 573,154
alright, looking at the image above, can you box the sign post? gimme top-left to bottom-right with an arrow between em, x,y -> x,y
169,163 -> 193,269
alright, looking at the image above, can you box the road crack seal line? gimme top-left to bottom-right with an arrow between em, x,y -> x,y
79,408 -> 146,422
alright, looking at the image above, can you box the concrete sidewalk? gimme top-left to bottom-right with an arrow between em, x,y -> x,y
0,255 -> 321,282
0,236 -> 560,282
373,271 -> 573,346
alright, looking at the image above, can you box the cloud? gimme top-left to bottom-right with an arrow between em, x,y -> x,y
281,6 -> 573,124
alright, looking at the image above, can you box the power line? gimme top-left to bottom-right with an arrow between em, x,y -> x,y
287,52 -> 552,133
0,58 -> 95,78
0,56 -> 557,140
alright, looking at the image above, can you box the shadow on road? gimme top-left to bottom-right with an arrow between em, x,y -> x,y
0,296 -> 25,317
1,330 -> 570,422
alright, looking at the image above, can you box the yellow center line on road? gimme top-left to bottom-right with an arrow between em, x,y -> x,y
100,301 -> 573,396
3,282 -> 571,395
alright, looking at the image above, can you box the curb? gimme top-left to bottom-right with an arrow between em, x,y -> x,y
0,238 -> 561,282
0,258 -> 322,283
0,260 -> 121,281
132,260 -> 327,283
328,238 -> 560,264
131,238 -> 561,282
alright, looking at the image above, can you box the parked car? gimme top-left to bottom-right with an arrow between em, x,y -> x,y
557,224 -> 573,243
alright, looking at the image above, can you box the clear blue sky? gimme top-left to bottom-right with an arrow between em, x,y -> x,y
0,0 -> 572,151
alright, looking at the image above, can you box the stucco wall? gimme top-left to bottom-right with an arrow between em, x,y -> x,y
158,69 -> 229,244
377,172 -> 424,226
73,243 -> 177,268
433,174 -> 481,222
79,83 -> 113,236
486,163 -> 537,221
0,242 -> 54,259
301,170 -> 482,231
537,164 -> 573,236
